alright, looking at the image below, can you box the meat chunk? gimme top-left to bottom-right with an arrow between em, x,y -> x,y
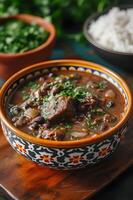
41,96 -> 75,123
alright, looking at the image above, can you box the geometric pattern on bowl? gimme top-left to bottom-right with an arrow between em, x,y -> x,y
1,121 -> 127,169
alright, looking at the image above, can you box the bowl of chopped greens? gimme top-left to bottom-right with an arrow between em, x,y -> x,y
0,14 -> 56,80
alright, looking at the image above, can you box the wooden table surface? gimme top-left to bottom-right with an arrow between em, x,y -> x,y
0,117 -> 133,200
0,41 -> 133,200
0,63 -> 133,200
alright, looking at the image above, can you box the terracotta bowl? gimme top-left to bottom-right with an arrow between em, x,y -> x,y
0,14 -> 56,80
0,59 -> 132,170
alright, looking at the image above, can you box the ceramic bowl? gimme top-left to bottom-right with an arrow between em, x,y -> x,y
0,59 -> 132,170
83,5 -> 133,71
0,14 -> 56,80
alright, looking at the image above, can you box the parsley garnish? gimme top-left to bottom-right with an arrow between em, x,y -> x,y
0,20 -> 49,53
50,79 -> 91,102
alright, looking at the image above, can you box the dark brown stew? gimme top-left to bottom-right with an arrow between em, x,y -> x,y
8,70 -> 125,141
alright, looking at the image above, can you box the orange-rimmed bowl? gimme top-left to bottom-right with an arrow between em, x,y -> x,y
0,59 -> 132,170
0,14 -> 56,80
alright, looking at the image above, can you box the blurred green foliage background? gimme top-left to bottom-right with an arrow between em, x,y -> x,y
0,0 -> 120,40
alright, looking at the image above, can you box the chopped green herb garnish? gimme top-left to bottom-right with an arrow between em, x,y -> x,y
86,114 -> 102,132
64,123 -> 72,129
21,81 -> 40,100
21,91 -> 30,100
26,81 -> 40,90
86,107 -> 106,131
50,79 -> 91,102
90,108 -> 105,116
0,20 -> 49,53
96,81 -> 107,89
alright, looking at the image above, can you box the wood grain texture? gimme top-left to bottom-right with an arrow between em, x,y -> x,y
0,115 -> 133,200
0,185 -> 18,200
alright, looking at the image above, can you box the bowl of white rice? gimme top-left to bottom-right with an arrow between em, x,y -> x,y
83,5 -> 133,70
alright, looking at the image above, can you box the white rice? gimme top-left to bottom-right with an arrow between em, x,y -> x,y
88,7 -> 133,53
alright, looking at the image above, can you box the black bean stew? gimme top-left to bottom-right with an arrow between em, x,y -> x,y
8,71 -> 125,141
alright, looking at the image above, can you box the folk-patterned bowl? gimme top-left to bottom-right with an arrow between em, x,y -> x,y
0,60 -> 132,170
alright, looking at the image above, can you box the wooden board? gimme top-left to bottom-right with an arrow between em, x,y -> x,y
0,115 -> 133,200
0,68 -> 133,200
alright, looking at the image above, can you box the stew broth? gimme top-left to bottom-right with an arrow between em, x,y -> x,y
8,70 -> 125,141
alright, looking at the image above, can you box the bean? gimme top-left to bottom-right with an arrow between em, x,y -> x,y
40,82 -> 49,95
103,114 -> 117,124
71,73 -> 81,80
86,81 -> 96,89
106,100 -> 114,108
48,73 -> 54,77
43,122 -> 50,129
12,117 -> 18,122
51,86 -> 60,95
39,77 -> 45,82
29,122 -> 39,131
26,99 -> 34,107
34,90 -> 41,98
103,114 -> 111,122
10,106 -> 21,116
14,116 -> 29,127
100,122 -> 108,131
55,128 -> 66,141
105,89 -> 115,99
31,116 -> 45,124
23,102 -> 30,110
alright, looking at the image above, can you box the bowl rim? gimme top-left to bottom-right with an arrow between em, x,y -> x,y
83,4 -> 133,56
0,14 -> 56,57
0,59 -> 132,148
